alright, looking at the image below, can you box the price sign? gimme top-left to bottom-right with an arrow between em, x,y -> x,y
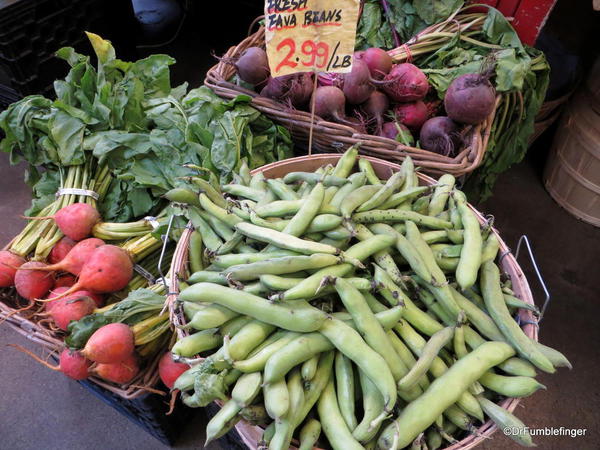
264,0 -> 361,77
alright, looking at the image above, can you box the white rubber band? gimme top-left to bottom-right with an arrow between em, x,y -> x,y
156,277 -> 171,286
143,216 -> 160,230
56,188 -> 99,200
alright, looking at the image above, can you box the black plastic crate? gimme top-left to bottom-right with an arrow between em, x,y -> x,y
0,0 -> 131,98
0,82 -> 21,110
78,379 -> 195,446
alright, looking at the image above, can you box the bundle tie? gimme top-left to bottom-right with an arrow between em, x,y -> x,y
143,216 -> 160,230
56,188 -> 99,200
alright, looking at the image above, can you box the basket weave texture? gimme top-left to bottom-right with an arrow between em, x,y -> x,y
204,17 -> 497,177
170,154 -> 539,450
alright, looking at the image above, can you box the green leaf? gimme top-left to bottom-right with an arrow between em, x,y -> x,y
482,8 -> 523,49
413,0 -> 463,25
356,1 -> 395,50
55,47 -> 88,67
66,314 -> 111,349
209,110 -> 250,182
130,54 -> 176,98
129,188 -> 155,217
494,48 -> 530,92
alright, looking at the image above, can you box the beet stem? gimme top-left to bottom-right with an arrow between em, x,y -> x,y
380,0 -> 401,47
20,215 -> 53,221
129,384 -> 167,396
166,390 -> 179,415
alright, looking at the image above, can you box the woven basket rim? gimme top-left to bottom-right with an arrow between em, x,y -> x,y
171,154 -> 539,450
203,14 -> 498,177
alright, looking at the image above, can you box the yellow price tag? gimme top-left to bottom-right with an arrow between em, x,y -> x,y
264,0 -> 361,77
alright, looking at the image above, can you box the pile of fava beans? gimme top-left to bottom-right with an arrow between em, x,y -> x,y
165,145 -> 570,450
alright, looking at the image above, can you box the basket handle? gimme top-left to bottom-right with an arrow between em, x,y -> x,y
157,214 -> 176,292
248,15 -> 265,37
513,235 -> 551,325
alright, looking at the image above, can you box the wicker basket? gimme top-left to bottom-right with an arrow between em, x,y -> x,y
170,154 -> 539,450
204,17 -> 497,178
0,247 -> 164,400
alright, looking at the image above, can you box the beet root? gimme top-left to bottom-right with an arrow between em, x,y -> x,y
260,73 -> 313,107
45,287 -> 71,311
360,47 -> 393,80
419,116 -> 462,156
49,294 -> 96,330
82,323 -> 135,364
48,245 -> 133,300
54,274 -> 77,289
25,203 -> 101,242
444,73 -> 496,124
380,63 -> 429,102
48,237 -> 76,264
312,86 -> 347,121
14,262 -> 55,300
394,101 -> 429,131
235,47 -> 270,85
361,91 -> 389,134
341,59 -> 374,104
0,250 -> 26,287
379,122 -> 415,146
26,238 -> 105,276
58,349 -> 92,380
159,352 -> 190,389
92,354 -> 140,384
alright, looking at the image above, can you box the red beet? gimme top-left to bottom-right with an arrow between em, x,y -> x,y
379,63 -> 429,102
50,245 -> 133,299
394,101 -> 429,131
26,203 -> 101,241
360,48 -> 393,80
235,47 -> 270,85
45,286 -> 71,311
48,237 -> 76,264
379,122 -> 415,146
10,345 -> 91,380
312,86 -> 347,122
14,262 -> 55,300
341,59 -> 374,104
54,274 -> 77,288
58,349 -> 92,380
82,323 -> 135,364
49,294 -> 96,330
361,91 -> 390,135
0,250 -> 25,287
317,72 -> 342,87
444,73 -> 496,124
260,73 -> 313,107
158,352 -> 190,389
92,354 -> 139,384
76,290 -> 104,308
419,116 -> 462,156
28,238 -> 105,276
379,121 -> 409,139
